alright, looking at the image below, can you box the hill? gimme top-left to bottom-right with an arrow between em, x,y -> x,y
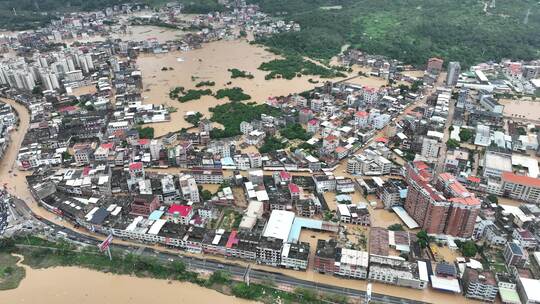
251,0 -> 540,67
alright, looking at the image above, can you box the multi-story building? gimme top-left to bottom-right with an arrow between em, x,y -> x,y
462,268 -> 498,302
368,255 -> 429,289
504,242 -> 528,268
256,237 -> 283,266
435,173 -> 481,238
446,61 -> 461,86
335,248 -> 369,279
186,168 -> 224,184
336,204 -> 370,226
427,57 -> 444,74
501,172 -> 540,204
313,174 -> 336,193
167,204 -> 194,225
314,239 -> 369,279
513,228 -> 537,249
378,179 -> 407,209
404,162 -> 450,235
179,174 -> 200,203
421,137 -> 440,160
404,162 -> 481,238
280,242 -> 310,270
130,194 -> 160,216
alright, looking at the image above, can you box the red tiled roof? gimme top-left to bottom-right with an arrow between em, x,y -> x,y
325,135 -> 337,141
335,146 -> 347,153
279,170 -> 291,180
129,162 -> 143,171
355,111 -> 368,118
138,139 -> 150,145
502,172 -> 540,188
58,105 -> 79,113
467,176 -> 481,183
375,137 -> 388,143
226,230 -> 239,248
100,142 -> 114,149
308,118 -> 319,125
288,183 -> 300,193
168,204 -> 193,217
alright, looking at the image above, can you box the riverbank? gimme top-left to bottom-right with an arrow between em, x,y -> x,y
0,237 -> 347,304
0,251 -> 251,304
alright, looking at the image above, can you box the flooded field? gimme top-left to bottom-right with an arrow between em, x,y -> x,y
69,85 -> 97,96
73,25 -> 186,45
137,39 -> 342,136
500,98 -> 540,121
0,257 -> 251,304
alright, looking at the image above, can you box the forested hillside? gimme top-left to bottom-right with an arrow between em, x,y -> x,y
251,0 -> 540,67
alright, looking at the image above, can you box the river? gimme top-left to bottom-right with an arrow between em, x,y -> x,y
0,255 -> 251,304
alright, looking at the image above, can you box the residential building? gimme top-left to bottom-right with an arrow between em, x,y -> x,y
462,268 -> 498,302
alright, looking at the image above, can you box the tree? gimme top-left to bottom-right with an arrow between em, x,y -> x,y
459,128 -> 474,142
417,230 -> 430,249
137,127 -> 155,139
388,224 -> 404,231
460,240 -> 478,257
487,194 -> 498,204
201,190 -> 213,201
446,139 -> 460,150
32,85 -> 43,96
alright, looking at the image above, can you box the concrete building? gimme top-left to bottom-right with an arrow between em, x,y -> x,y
368,255 -> 429,289
447,61 -> 461,86
462,268 -> 498,302
504,242 -> 528,268
179,174 -> 200,203
501,172 -> 540,204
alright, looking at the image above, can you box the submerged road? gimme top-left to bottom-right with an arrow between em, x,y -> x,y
0,96 -> 433,304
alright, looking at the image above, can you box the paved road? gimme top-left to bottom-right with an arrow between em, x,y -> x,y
29,213 -> 427,304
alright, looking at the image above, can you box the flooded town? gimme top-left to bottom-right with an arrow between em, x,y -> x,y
0,1 -> 540,304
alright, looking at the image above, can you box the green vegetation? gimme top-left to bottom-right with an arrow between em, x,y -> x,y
487,194 -> 499,204
209,101 -> 281,138
280,123 -> 310,140
179,89 -> 213,103
446,138 -> 460,150
2,237 -> 347,303
185,112 -> 203,126
388,224 -> 404,231
201,189 -> 213,201
416,230 -> 430,249
214,87 -> 251,102
0,253 -> 25,290
195,81 -> 216,87
169,86 -> 185,99
259,136 -> 286,153
258,56 -> 346,80
455,240 -> 478,257
137,126 -> 155,139
181,0 -> 225,14
32,86 -> 44,96
228,68 -> 254,79
459,128 -> 474,142
168,87 -> 213,102
251,0 -> 540,67
219,209 -> 243,230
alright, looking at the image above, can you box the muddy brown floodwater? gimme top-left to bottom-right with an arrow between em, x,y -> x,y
499,98 -> 540,121
0,255 -> 252,304
136,39 -> 357,137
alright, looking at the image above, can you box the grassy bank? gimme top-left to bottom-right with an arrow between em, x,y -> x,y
0,236 -> 350,303
0,252 -> 25,291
